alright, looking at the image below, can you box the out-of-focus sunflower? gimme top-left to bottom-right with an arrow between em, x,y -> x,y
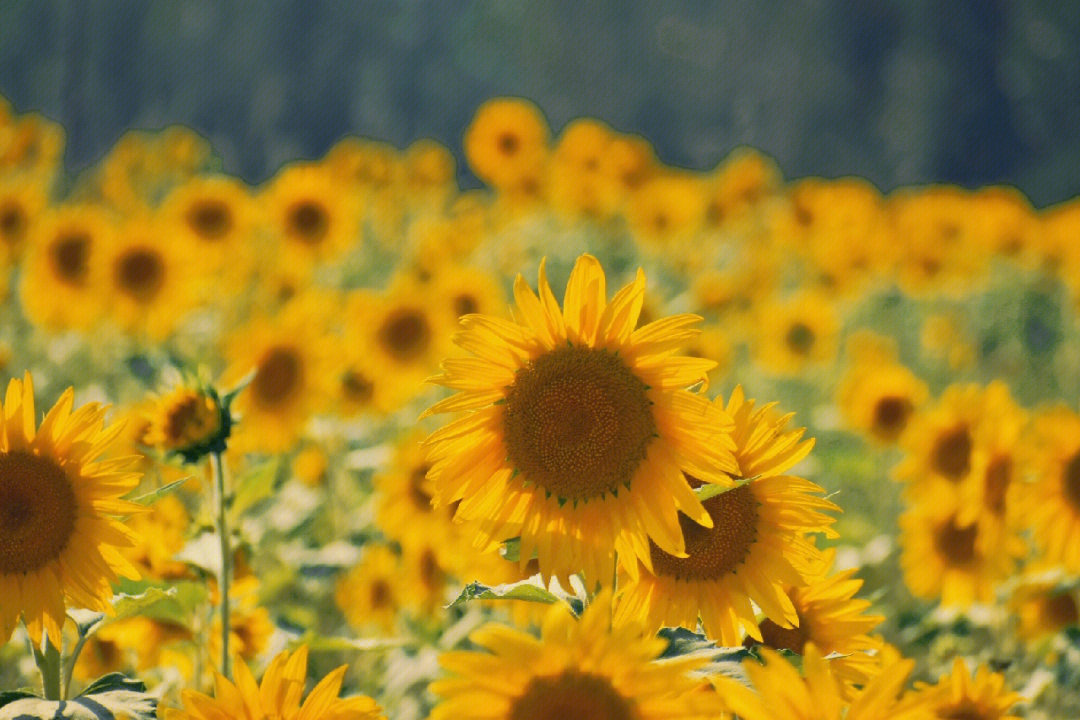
837,331 -> 928,444
225,293 -> 334,453
261,163 -> 362,276
403,138 -> 456,210
701,148 -> 780,231
464,97 -> 550,194
898,505 -> 1022,608
208,576 -> 274,668
73,615 -> 192,682
713,645 -> 929,720
680,324 -> 733,388
749,549 -> 884,692
0,177 -> 47,263
428,263 -> 509,326
0,372 -> 142,647
1009,569 -> 1080,643
970,187 -> 1041,267
374,431 -> 456,551
546,118 -> 621,221
121,494 -> 191,581
920,313 -> 976,370
429,591 -> 714,720
160,175 -> 259,292
615,388 -> 836,645
423,255 -> 737,585
19,205 -> 113,331
0,112 -> 65,183
907,657 -> 1022,720
95,215 -> 200,339
335,545 -> 404,634
753,290 -> 839,375
625,174 -> 707,259
164,645 -> 384,720
1017,405 -> 1080,572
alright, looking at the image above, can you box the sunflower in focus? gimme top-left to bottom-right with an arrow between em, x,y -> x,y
19,205 -> 113,331
0,372 -> 143,647
464,97 -> 550,194
907,658 -> 1022,720
615,387 -> 837,645
749,549 -> 884,692
429,591 -> 714,720
713,645 -> 929,720
837,331 -> 928,444
1016,405 -> 1080,572
423,254 -> 737,585
164,645 -> 384,720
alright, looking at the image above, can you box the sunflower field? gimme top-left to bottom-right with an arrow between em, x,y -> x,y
1,88 -> 1079,720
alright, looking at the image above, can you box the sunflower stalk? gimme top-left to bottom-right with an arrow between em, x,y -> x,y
211,449 -> 232,680
30,636 -> 63,701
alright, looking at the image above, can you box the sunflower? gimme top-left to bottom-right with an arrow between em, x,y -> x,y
428,263 -> 509,326
0,112 -> 65,183
837,331 -> 928,444
121,494 -> 191,581
1010,569 -> 1080,643
208,576 -> 274,669
261,162 -> 362,276
141,384 -> 230,463
423,254 -> 737,585
225,293 -> 334,453
615,387 -> 837,645
898,504 -> 1022,608
18,204 -> 113,331
599,132 -> 657,201
713,645 -> 930,720
160,175 -> 258,292
330,318 -> 410,417
907,658 -> 1022,720
95,215 -> 201,339
1016,405 -> 1080,572
403,138 -> 456,209
335,544 -> 404,634
0,177 -> 47,263
374,429 -> 457,554
748,549 -> 884,691
73,616 -> 192,682
547,118 -> 621,220
753,290 -> 839,375
429,591 -> 714,720
0,372 -> 143,647
164,645 -> 384,720
625,174 -> 707,258
464,97 -> 550,194
701,149 -> 780,230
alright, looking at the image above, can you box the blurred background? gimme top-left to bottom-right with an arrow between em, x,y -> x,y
1,0 -> 1078,206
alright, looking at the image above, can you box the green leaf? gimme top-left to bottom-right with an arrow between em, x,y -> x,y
78,673 -> 146,696
447,579 -> 561,609
176,532 -> 223,576
231,459 -> 280,518
0,691 -> 36,710
112,587 -> 178,620
130,476 -> 192,505
693,475 -> 757,502
67,609 -> 107,637
500,537 -> 521,563
0,679 -> 157,720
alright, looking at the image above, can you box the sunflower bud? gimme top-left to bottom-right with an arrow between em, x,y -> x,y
142,384 -> 232,463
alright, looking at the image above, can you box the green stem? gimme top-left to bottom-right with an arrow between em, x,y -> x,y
32,636 -> 63,701
212,450 -> 232,680
63,631 -> 91,700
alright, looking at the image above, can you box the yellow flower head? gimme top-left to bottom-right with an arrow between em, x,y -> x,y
464,97 -> 550,192
141,384 -> 229,463
908,657 -> 1023,720
1016,405 -> 1080,572
165,645 -> 384,720
0,372 -> 143,647
615,388 -> 837,645
430,591 -> 714,720
423,254 -> 737,585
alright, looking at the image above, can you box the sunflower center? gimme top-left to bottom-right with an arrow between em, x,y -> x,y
286,200 -> 329,244
497,132 -> 520,156
503,346 -> 656,501
1062,450 -> 1080,512
341,369 -> 374,403
409,464 -> 433,510
1040,592 -> 1079,629
377,308 -> 432,362
370,579 -> 393,609
185,200 -> 232,240
938,703 -> 989,720
115,247 -> 166,302
649,483 -> 758,581
419,548 -> 442,590
983,455 -> 1011,516
165,394 -> 219,446
931,425 -> 971,481
509,671 -> 637,720
50,232 -> 91,284
785,322 -> 815,355
252,347 -> 303,407
934,517 -> 977,567
0,451 -> 79,574
755,613 -> 809,654
453,293 -> 479,316
872,395 -> 911,439
0,202 -> 25,243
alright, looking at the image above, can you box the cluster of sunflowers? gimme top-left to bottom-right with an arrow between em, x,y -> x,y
2,92 -> 1079,719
